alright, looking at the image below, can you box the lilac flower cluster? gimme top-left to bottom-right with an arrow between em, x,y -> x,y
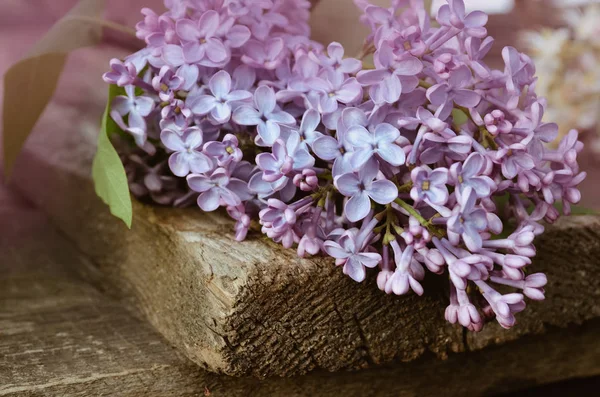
103,0 -> 585,331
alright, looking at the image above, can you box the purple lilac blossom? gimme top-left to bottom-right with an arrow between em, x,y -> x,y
104,0 -> 586,331
188,70 -> 252,124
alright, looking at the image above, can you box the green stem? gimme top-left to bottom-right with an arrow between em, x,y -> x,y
394,198 -> 446,238
397,181 -> 413,193
394,198 -> 429,226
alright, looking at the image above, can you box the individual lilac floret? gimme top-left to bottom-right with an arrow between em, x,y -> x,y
346,123 -> 408,168
241,38 -> 286,70
161,99 -> 191,128
171,10 -> 229,66
515,101 -> 559,161
450,153 -> 495,199
295,109 -> 323,147
256,131 -> 315,182
410,166 -> 450,209
110,85 -> 155,147
233,85 -> 296,145
335,161 -> 398,222
436,0 -> 488,38
493,143 -> 535,180
160,127 -> 213,177
427,65 -> 481,114
228,204 -> 251,242
323,230 -> 382,282
203,134 -> 243,166
103,59 -> 137,87
385,242 -> 424,296
187,168 -> 251,212
188,70 -> 252,124
357,43 -> 423,104
152,66 -> 184,102
313,42 -> 362,74
447,187 -> 488,252
308,70 -> 363,114
312,130 -> 354,177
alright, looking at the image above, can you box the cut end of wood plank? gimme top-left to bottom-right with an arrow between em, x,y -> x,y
10,116 -> 600,377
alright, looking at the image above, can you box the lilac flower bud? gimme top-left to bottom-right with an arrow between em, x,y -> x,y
297,207 -> 325,257
377,245 -> 394,292
484,225 -> 536,257
433,53 -> 458,80
456,288 -> 483,331
523,273 -> 548,301
484,110 -> 512,136
476,280 -> 525,328
293,169 -> 319,192
385,243 -> 424,296
491,272 -> 547,301
227,205 -> 251,242
401,216 -> 432,250
421,247 -> 445,274
259,199 -> 298,249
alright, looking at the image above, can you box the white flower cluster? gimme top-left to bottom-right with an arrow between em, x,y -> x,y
522,2 -> 600,150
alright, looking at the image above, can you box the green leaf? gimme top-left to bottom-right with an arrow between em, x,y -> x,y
92,85 -> 132,229
2,0 -> 105,179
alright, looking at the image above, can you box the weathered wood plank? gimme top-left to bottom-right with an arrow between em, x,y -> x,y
1,187 -> 600,396
10,103 -> 600,378
0,192 -> 208,396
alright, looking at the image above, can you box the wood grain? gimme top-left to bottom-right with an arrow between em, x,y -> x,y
1,195 -> 599,396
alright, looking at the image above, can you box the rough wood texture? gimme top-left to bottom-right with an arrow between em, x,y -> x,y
3,186 -> 599,397
0,197 -> 205,396
10,114 -> 600,379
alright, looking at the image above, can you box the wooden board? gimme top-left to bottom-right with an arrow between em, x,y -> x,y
1,194 -> 600,396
